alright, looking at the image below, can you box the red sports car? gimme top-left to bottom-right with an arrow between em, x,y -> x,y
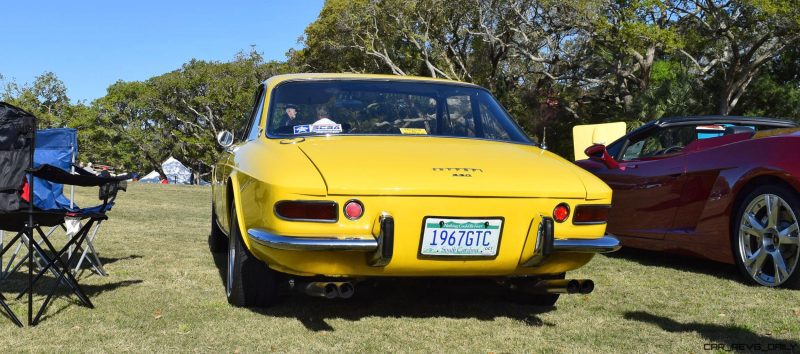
576,116 -> 800,288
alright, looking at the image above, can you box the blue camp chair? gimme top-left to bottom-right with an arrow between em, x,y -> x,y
35,128 -> 114,275
2,128 -> 113,278
0,102 -> 129,326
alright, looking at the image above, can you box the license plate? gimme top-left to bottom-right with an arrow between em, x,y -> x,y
419,217 -> 503,257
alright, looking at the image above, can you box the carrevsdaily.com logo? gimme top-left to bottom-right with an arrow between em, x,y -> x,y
704,342 -> 798,352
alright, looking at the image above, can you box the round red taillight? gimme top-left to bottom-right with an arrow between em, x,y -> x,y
553,203 -> 570,223
344,200 -> 364,220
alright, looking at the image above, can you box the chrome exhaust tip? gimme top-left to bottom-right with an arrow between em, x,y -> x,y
533,279 -> 581,294
303,282 -> 339,299
577,279 -> 594,294
336,282 -> 355,299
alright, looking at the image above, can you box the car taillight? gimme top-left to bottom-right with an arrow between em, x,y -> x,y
553,203 -> 570,223
274,201 -> 338,222
572,205 -> 610,225
343,200 -> 364,220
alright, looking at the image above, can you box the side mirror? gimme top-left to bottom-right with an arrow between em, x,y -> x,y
216,130 -> 234,148
584,144 -> 619,169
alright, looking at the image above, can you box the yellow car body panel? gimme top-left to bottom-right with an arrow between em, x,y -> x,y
213,73 -> 614,279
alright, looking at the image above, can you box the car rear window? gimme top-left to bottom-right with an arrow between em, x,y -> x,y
266,80 -> 531,144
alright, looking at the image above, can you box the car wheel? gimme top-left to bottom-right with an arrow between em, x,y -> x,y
226,203 -> 280,306
507,273 -> 564,306
209,203 -> 227,253
733,185 -> 800,289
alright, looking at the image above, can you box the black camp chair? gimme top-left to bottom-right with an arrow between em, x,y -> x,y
0,102 -> 128,326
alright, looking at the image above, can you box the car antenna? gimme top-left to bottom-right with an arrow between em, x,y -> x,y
541,127 -> 547,150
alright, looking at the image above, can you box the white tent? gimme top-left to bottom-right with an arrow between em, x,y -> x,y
139,157 -> 194,184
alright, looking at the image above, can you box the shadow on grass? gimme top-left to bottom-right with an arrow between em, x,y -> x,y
97,254 -> 143,266
624,311 -> 800,351
0,277 -> 143,325
210,250 -> 556,331
606,248 -> 742,282
0,252 -> 144,325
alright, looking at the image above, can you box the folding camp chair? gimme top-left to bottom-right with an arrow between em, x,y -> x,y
1,128 -> 112,278
0,102 -> 128,326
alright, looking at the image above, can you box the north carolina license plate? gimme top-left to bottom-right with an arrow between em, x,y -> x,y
419,217 -> 503,257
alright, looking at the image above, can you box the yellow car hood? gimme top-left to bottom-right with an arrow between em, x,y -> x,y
297,136 -> 590,199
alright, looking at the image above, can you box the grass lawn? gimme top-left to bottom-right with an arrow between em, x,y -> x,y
0,183 -> 798,353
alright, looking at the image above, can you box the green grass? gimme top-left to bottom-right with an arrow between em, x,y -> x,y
0,184 -> 798,353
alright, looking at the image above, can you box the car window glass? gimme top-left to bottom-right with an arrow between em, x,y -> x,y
444,95 -> 475,137
622,140 -> 645,160
265,80 -> 532,144
246,89 -> 266,141
479,101 -> 511,141
621,126 -> 697,160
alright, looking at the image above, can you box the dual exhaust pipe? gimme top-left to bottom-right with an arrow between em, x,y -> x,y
300,281 -> 355,299
515,278 -> 595,294
298,278 -> 594,299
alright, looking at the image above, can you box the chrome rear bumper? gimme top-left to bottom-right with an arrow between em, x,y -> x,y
247,229 -> 378,251
553,235 -> 621,253
247,229 -> 620,254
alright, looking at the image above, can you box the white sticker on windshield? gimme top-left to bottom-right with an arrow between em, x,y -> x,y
311,124 -> 342,134
293,125 -> 311,134
293,124 -> 342,135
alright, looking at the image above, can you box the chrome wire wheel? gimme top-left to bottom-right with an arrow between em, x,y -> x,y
226,232 -> 236,297
738,193 -> 800,287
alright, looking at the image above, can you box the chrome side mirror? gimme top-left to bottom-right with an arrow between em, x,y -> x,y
217,130 -> 234,148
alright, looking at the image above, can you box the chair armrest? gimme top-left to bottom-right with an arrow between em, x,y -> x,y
70,163 -> 99,177
30,164 -> 130,187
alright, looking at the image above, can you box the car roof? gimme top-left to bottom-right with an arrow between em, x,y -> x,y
626,115 -> 798,137
264,73 -> 482,88
652,115 -> 798,128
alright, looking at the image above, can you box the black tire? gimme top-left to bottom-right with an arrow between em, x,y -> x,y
209,203 -> 227,253
506,273 -> 564,306
226,203 -> 280,306
733,184 -> 800,289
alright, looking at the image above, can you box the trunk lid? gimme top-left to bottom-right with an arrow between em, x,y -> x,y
297,136 -> 587,198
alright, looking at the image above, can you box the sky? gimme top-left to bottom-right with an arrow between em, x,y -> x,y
0,1 -> 325,103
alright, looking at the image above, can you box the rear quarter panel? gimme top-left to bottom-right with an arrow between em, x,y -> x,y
667,135 -> 800,263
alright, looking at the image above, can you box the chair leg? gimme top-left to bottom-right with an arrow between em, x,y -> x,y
0,295 -> 22,327
30,223 -> 96,326
0,231 -> 23,327
16,223 -> 95,307
0,240 -> 23,280
74,221 -> 107,276
1,226 -> 58,280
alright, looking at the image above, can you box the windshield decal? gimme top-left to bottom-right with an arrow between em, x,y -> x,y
294,124 -> 343,135
400,128 -> 428,135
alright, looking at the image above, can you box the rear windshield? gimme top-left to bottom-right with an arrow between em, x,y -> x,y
266,80 -> 531,143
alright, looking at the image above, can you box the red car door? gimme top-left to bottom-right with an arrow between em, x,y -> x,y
586,125 -> 697,239
598,156 -> 687,239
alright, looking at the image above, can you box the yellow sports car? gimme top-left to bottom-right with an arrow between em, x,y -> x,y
210,73 -> 619,307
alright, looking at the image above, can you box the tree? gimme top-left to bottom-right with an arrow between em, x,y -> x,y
675,0 -> 800,115
95,80 -> 173,179
2,71 -> 71,127
94,49 -> 289,180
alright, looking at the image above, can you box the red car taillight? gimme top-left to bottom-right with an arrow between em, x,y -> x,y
274,201 -> 338,222
343,200 -> 364,220
572,205 -> 610,225
553,203 -> 570,223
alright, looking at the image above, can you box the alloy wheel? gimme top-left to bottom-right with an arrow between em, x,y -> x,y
739,193 -> 800,286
